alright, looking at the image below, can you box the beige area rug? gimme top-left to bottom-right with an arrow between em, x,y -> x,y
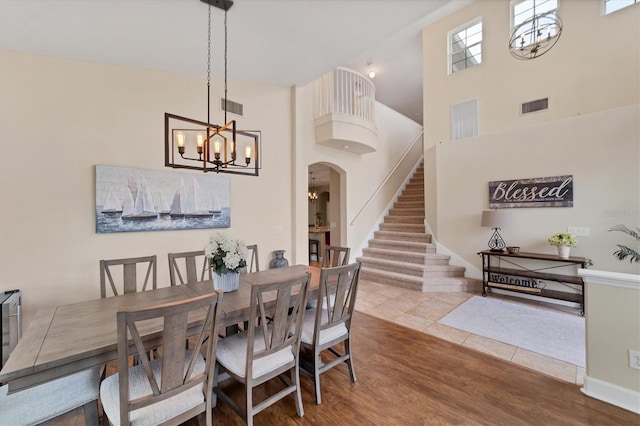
438,296 -> 585,367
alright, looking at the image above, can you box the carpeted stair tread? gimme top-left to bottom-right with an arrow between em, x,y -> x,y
384,215 -> 424,224
356,256 -> 466,277
368,239 -> 436,253
373,230 -> 432,243
361,247 -> 451,265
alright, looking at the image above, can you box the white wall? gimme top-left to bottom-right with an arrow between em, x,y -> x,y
0,50 -> 294,327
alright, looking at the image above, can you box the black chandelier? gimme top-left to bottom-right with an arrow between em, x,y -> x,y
164,0 -> 261,176
509,12 -> 562,60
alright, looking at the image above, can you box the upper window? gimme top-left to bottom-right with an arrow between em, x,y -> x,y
512,0 -> 559,40
604,0 -> 638,14
448,19 -> 483,74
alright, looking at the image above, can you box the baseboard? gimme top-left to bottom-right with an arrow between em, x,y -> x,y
581,375 -> 640,414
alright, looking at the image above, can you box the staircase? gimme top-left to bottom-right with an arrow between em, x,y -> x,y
357,163 -> 481,292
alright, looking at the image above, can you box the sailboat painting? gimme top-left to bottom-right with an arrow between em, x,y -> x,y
96,165 -> 230,233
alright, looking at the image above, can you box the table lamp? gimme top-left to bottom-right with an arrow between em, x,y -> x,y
481,210 -> 511,252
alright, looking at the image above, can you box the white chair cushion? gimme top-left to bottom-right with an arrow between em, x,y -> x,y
216,327 -> 294,380
100,350 -> 206,426
299,308 -> 348,346
0,366 -> 100,426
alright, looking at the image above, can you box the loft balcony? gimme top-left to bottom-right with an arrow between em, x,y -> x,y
314,67 -> 378,154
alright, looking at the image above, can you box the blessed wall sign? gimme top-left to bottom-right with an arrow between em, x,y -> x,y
489,175 -> 573,208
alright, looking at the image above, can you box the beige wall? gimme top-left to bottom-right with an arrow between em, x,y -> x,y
423,0 -> 639,146
292,84 -> 424,263
581,270 -> 640,412
422,0 -> 640,275
0,50 -> 294,327
421,0 -> 640,411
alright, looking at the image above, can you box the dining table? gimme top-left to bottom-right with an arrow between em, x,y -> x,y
0,264 -> 319,394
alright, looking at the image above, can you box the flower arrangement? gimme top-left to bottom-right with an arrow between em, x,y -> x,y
204,232 -> 248,275
548,232 -> 577,247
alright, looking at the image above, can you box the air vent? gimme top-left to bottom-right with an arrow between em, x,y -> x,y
220,98 -> 243,116
521,98 -> 549,115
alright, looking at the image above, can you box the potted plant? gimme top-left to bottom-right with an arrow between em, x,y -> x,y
609,224 -> 640,263
204,232 -> 248,292
548,232 -> 577,258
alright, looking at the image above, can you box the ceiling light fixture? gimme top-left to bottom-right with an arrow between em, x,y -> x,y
164,0 -> 261,176
308,173 -> 318,202
367,62 -> 376,79
509,12 -> 562,60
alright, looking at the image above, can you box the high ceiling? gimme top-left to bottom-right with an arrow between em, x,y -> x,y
0,0 -> 468,125
0,0 -> 470,187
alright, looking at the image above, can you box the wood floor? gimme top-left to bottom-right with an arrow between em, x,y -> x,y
58,311 -> 638,426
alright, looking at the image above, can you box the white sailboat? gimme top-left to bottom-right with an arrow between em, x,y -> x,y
170,177 -> 213,218
122,175 -> 158,220
208,191 -> 222,215
156,192 -> 171,216
101,187 -> 122,214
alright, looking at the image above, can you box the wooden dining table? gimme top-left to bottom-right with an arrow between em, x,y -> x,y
0,264 -> 318,394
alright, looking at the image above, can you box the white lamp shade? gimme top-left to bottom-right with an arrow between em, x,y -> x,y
481,210 -> 511,228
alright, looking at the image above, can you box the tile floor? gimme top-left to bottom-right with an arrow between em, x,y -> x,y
354,278 -> 585,386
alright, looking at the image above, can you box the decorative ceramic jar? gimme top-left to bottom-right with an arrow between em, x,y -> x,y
213,271 -> 240,292
269,250 -> 289,269
557,245 -> 571,259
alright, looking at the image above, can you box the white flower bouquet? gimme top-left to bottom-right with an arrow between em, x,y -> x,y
548,232 -> 577,247
205,232 -> 248,274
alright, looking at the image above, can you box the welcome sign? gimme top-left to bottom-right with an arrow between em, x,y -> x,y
489,175 -> 573,208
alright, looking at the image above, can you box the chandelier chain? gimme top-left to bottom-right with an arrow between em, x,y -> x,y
224,7 -> 228,124
207,4 -> 212,123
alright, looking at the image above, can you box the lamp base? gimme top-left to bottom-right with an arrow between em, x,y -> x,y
490,248 -> 506,252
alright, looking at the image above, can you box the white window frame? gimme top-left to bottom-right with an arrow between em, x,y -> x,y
603,0 -> 638,14
511,0 -> 559,42
447,18 -> 483,75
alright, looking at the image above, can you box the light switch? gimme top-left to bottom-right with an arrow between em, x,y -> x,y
567,227 -> 589,237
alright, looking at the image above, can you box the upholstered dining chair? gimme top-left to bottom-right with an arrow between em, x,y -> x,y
322,245 -> 351,268
298,262 -> 361,404
245,244 -> 259,273
168,250 -> 211,286
100,255 -> 157,298
0,367 -> 101,426
100,291 -> 223,426
213,272 -> 311,426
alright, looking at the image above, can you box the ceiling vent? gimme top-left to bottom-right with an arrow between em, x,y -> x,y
521,97 -> 548,115
221,98 -> 243,116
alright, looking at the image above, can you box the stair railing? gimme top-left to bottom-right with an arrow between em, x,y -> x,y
350,131 -> 424,226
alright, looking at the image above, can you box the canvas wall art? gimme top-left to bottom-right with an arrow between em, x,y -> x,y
95,164 -> 230,233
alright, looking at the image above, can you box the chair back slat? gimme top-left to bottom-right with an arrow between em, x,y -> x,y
100,256 -> 157,298
246,244 -> 259,273
168,251 -> 211,286
116,291 -> 222,425
315,263 -> 360,339
247,273 -> 310,375
323,246 -> 351,268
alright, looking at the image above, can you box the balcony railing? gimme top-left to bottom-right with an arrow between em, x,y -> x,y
313,67 -> 378,154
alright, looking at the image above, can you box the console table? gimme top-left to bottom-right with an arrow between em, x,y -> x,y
478,250 -> 592,315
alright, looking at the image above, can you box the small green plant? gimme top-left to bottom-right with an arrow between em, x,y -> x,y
609,224 -> 640,263
548,232 -> 577,247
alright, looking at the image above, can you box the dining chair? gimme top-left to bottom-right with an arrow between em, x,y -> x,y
245,244 -> 259,273
0,367 -> 101,425
100,255 -> 157,298
213,272 -> 311,426
168,250 -> 211,286
100,291 -> 223,426
298,262 -> 361,404
322,245 -> 351,268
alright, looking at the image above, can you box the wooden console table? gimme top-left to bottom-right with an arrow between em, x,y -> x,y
478,250 -> 592,315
